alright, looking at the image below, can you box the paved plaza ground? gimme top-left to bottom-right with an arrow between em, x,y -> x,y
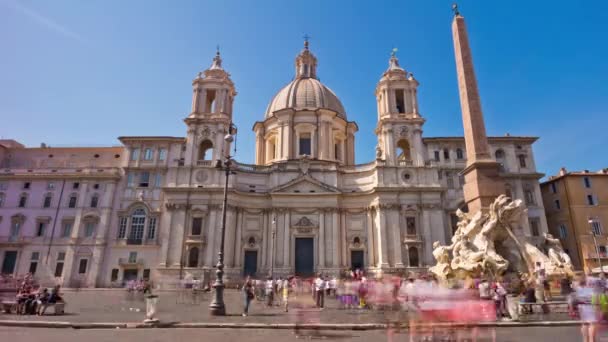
0,289 -> 570,324
0,326 -> 590,342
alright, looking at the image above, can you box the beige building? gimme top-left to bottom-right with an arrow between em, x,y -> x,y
541,168 -> 608,272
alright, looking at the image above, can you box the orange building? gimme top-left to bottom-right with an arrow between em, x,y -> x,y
541,168 -> 608,272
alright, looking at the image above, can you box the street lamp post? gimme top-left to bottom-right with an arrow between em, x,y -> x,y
590,218 -> 604,276
209,124 -> 237,316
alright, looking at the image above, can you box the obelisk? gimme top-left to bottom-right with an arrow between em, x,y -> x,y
451,5 -> 504,213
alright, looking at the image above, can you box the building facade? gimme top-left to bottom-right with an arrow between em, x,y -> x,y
541,168 -> 608,272
0,42 -> 549,287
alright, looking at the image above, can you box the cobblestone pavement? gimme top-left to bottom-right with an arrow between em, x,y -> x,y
0,289 -> 570,324
0,326 -> 587,342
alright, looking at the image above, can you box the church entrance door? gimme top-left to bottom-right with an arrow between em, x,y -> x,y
295,238 -> 314,276
243,251 -> 258,276
351,250 -> 364,271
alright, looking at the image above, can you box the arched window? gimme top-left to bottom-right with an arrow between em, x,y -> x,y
299,133 -> 311,156
198,140 -> 214,161
128,208 -> 146,243
90,194 -> 99,208
396,139 -> 411,161
188,247 -> 199,268
68,194 -> 77,208
43,193 -> 52,208
18,193 -> 28,208
408,247 -> 419,267
456,148 -> 464,160
494,149 -> 505,159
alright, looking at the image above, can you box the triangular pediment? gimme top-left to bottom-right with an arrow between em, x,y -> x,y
271,175 -> 340,194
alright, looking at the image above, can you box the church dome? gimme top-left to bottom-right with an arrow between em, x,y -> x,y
264,78 -> 346,119
264,40 -> 347,119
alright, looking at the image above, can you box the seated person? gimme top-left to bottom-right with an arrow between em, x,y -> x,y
39,285 -> 64,315
36,288 -> 50,315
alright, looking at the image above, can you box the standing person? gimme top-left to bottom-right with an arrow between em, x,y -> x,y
282,278 -> 290,312
242,276 -> 254,317
265,277 -> 274,307
478,279 -> 491,300
534,262 -> 547,303
314,274 -> 325,309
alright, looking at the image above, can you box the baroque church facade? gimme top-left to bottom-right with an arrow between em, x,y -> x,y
0,41 -> 548,287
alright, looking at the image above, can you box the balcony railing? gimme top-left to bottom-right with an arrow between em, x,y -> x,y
403,235 -> 423,243
115,238 -> 159,246
197,160 -> 214,167
118,258 -> 144,266
586,253 -> 608,260
397,160 -> 414,167
0,236 -> 29,244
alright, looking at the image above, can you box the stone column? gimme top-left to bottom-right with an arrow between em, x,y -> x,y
366,209 -> 375,267
198,87 -> 207,113
318,211 -> 325,269
376,206 -> 389,268
159,207 -> 173,267
403,89 -> 410,114
283,210 -> 290,268
421,209 -> 433,265
224,207 -> 236,267
340,210 -> 347,267
170,207 -> 186,267
204,207 -> 217,267
412,128 -> 425,167
385,128 -> 395,166
234,209 -> 243,268
390,207 -> 404,267
261,210 -> 268,270
332,210 -> 340,268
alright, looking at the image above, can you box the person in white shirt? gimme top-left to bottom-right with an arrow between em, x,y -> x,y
265,277 -> 274,307
478,279 -> 491,300
314,274 -> 325,308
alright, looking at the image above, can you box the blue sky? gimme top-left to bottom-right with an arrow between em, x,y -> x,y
1,0 -> 607,178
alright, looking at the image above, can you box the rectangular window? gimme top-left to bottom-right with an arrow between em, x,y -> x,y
131,148 -> 140,161
130,216 -> 145,241
36,222 -> 45,237
47,182 -> 55,190
57,252 -> 66,261
43,195 -> 52,208
143,148 -> 153,161
158,148 -> 166,161
446,172 -> 454,189
518,155 -> 527,168
139,172 -> 150,187
128,252 -> 138,263
118,217 -> 128,239
23,182 -> 31,189
406,217 -> 416,235
10,222 -> 20,238
73,182 -> 80,190
554,199 -> 561,210
127,172 -> 135,187
143,269 -> 150,280
591,220 -> 603,236
458,174 -> 465,187
18,195 -> 27,208
0,193 -> 4,207
54,262 -> 64,277
62,222 -> 73,237
191,217 -> 203,236
443,149 -> 450,160
550,183 -> 557,193
299,134 -> 311,156
600,246 -> 607,255
78,259 -> 88,274
529,218 -> 540,237
434,151 -> 440,161
587,195 -> 596,206
558,224 -> 567,239
90,196 -> 98,208
584,177 -> 591,188
31,252 -> 40,261
154,173 -> 162,187
29,262 -> 38,274
84,222 -> 95,237
147,217 -> 157,240
111,269 -> 119,282
68,196 -> 77,208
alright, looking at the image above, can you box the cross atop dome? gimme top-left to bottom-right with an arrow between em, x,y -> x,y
209,46 -> 223,70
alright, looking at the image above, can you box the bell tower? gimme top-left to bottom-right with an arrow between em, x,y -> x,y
374,51 -> 425,166
184,50 -> 237,166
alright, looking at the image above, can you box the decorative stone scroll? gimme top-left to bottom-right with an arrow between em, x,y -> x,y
293,216 -> 317,234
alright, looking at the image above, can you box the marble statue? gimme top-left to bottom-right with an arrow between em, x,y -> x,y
431,195 -> 574,283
